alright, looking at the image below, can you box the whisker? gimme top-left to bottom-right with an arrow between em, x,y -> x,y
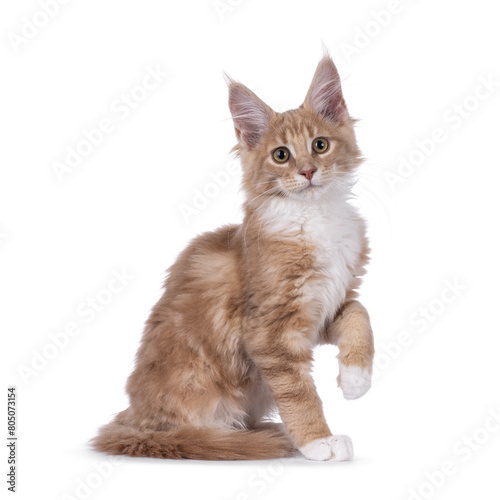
242,186 -> 282,248
245,186 -> 281,207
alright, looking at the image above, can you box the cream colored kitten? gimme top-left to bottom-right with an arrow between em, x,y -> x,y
92,52 -> 374,461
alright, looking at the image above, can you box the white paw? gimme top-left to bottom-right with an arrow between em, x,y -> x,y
338,363 -> 372,400
299,435 -> 353,462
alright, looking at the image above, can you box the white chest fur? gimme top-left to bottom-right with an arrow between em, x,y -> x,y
260,194 -> 363,326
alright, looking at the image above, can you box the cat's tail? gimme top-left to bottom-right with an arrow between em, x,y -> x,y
90,420 -> 297,460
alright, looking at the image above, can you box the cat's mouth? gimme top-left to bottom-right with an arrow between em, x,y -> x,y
279,178 -> 331,200
287,182 -> 325,200
299,181 -> 323,192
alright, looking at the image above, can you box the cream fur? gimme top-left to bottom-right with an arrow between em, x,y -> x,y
92,53 -> 374,462
258,185 -> 364,334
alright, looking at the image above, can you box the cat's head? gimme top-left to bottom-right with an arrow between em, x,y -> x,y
227,53 -> 361,208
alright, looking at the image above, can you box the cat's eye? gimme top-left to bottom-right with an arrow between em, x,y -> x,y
272,147 -> 290,164
312,138 -> 329,154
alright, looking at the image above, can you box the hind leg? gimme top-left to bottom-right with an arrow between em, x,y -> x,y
241,365 -> 280,428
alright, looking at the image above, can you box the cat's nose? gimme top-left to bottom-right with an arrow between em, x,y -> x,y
299,167 -> 317,182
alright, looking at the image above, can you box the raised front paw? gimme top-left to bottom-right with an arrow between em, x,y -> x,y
338,363 -> 372,400
299,435 -> 353,462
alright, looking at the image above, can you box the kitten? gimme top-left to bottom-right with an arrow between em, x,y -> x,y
92,52 -> 374,462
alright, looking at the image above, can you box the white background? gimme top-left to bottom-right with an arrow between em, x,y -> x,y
2,0 -> 500,499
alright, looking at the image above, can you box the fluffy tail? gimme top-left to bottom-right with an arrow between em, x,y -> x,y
91,420 -> 297,460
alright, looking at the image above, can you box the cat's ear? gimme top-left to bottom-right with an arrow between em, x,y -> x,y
303,55 -> 347,122
226,75 -> 274,148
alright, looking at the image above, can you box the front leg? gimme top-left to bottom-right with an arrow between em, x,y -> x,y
244,315 -> 353,462
324,300 -> 375,400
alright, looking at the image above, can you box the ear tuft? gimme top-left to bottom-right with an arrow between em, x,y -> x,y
226,76 -> 273,148
304,55 -> 347,122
